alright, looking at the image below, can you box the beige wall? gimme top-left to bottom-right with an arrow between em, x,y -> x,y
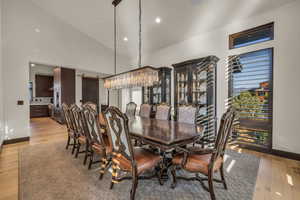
144,1 -> 300,154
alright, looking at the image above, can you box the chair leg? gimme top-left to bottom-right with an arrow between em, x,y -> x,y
88,151 -> 94,170
208,171 -> 216,200
83,143 -> 89,165
71,138 -> 77,154
75,142 -> 81,158
130,175 -> 138,200
170,165 -> 177,189
99,158 -> 107,180
65,135 -> 71,149
220,164 -> 227,190
110,163 -> 117,190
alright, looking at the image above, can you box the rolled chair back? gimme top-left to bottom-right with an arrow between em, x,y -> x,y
155,104 -> 171,120
125,102 -> 137,117
177,105 -> 198,124
103,106 -> 135,163
83,102 -> 98,113
69,104 -> 85,137
139,104 -> 152,118
61,103 -> 74,131
81,105 -> 105,147
211,108 -> 236,165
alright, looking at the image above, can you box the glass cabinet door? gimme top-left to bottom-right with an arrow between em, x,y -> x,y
176,71 -> 189,105
191,68 -> 207,106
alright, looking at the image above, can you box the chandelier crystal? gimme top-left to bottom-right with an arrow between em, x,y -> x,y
104,66 -> 159,89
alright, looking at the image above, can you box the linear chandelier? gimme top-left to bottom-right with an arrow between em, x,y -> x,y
104,0 -> 158,90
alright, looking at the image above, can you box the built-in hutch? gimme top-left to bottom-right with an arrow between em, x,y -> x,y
172,56 -> 219,142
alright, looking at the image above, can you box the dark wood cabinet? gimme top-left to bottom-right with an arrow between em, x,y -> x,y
53,67 -> 76,123
172,56 -> 219,140
142,67 -> 172,105
30,105 -> 49,118
35,75 -> 53,97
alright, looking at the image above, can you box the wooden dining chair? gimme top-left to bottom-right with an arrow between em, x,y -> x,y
83,101 -> 98,113
177,105 -> 199,124
155,103 -> 171,120
81,105 -> 112,176
125,102 -> 137,117
170,108 -> 236,200
61,103 -> 77,154
103,106 -> 163,200
139,104 -> 152,118
69,104 -> 89,160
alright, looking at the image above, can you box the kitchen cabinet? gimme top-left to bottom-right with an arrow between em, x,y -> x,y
35,75 -> 53,97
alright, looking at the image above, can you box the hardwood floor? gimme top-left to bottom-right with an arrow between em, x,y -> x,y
0,117 -> 299,200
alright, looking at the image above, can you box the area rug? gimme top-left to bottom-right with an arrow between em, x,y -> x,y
19,142 -> 260,200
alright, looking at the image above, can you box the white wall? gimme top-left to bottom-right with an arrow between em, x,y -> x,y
0,0 -> 4,147
2,0 -> 131,140
144,1 -> 300,154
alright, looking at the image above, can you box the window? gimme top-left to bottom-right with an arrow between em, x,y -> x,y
228,48 -> 273,149
229,22 -> 274,49
131,88 -> 142,112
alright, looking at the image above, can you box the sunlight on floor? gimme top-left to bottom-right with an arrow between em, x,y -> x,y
226,159 -> 236,173
286,174 -> 294,186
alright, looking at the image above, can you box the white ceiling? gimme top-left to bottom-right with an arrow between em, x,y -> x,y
30,0 -> 295,59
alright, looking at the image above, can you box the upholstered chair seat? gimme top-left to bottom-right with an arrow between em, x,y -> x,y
112,147 -> 161,175
172,150 -> 222,175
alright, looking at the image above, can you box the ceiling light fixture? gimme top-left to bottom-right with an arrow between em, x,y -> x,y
123,37 -> 128,42
104,0 -> 158,90
34,28 -> 40,33
31,63 -> 36,67
155,17 -> 161,24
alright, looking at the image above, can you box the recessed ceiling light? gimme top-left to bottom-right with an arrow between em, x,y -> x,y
155,17 -> 161,24
123,37 -> 128,42
31,63 -> 36,67
34,28 -> 40,33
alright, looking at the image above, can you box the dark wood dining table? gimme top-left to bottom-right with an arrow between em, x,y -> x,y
128,116 -> 204,151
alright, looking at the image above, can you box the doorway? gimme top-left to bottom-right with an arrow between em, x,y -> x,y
82,77 -> 99,111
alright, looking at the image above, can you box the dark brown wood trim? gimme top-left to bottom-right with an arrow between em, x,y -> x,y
271,149 -> 300,161
229,22 -> 274,49
232,142 -> 300,161
3,137 -> 30,145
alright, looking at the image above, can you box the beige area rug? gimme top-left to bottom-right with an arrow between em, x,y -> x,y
19,142 -> 260,200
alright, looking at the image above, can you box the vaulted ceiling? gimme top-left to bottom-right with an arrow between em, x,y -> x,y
30,0 -> 296,59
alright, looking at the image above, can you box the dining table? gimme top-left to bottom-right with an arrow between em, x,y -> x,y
127,116 -> 204,182
128,116 -> 204,151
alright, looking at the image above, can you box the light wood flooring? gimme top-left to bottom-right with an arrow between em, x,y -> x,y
0,117 -> 299,200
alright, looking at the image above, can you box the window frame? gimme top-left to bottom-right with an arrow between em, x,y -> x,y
228,48 -> 274,152
229,22 -> 274,50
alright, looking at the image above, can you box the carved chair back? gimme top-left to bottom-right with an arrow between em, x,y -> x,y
210,108 -> 236,166
125,102 -> 137,117
139,104 -> 152,118
82,105 -> 105,147
103,106 -> 136,168
155,103 -> 171,120
69,104 -> 85,137
82,102 -> 98,113
177,105 -> 198,124
61,103 -> 74,132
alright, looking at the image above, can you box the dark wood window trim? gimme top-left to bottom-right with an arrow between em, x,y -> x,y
229,22 -> 274,49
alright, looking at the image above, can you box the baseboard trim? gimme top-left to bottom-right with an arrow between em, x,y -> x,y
271,149 -> 300,161
231,142 -> 300,161
3,137 -> 30,145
